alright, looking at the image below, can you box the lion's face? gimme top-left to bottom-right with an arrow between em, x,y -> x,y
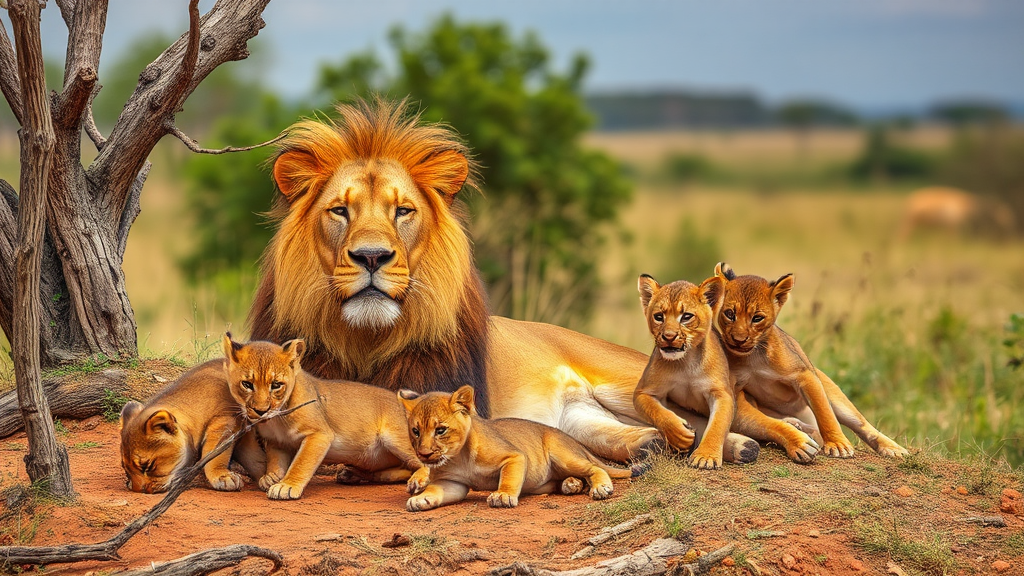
638,275 -> 722,361
223,335 -> 302,420
714,263 -> 793,356
309,159 -> 436,329
119,402 -> 188,493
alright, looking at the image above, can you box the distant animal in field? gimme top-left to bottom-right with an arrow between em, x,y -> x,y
896,187 -> 1015,240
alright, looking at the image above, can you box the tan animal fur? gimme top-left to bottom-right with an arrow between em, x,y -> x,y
633,275 -> 741,469
223,334 -> 428,500
119,360 -> 264,493
714,263 -> 908,460
399,386 -> 635,511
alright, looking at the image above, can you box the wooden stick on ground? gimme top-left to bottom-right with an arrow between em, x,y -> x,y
571,513 -> 653,560
490,540 -> 735,576
0,400 -> 315,568
113,544 -> 282,576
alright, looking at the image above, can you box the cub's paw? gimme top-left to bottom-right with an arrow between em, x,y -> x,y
589,483 -> 614,500
782,416 -> 819,437
407,493 -> 441,512
487,491 -> 519,508
687,451 -> 723,470
267,482 -> 304,500
407,468 -> 430,495
335,466 -> 362,485
258,472 -> 282,491
665,422 -> 696,453
822,438 -> 856,458
785,430 -> 820,464
208,471 -> 244,491
560,477 -> 585,495
875,437 -> 910,458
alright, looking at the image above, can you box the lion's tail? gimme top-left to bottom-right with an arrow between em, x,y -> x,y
602,462 -> 643,479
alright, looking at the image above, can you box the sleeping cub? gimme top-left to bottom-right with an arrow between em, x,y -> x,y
119,359 -> 265,493
223,334 -> 428,500
399,385 -> 637,511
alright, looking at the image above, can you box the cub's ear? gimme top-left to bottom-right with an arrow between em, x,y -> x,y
715,262 -> 736,281
222,332 -> 243,364
282,339 -> 306,368
397,389 -> 420,414
450,385 -> 476,415
119,401 -> 143,431
699,276 -> 725,314
409,149 -> 470,207
145,410 -> 178,436
638,274 -> 660,309
770,273 -> 795,309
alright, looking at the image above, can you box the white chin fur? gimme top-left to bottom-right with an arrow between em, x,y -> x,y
659,349 -> 687,361
342,294 -> 402,330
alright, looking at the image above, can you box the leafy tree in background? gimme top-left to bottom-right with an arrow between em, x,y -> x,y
315,15 -> 632,327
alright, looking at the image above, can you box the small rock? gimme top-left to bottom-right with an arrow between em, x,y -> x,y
781,553 -> 797,569
863,487 -> 883,497
941,486 -> 953,495
722,556 -> 735,567
992,560 -> 1011,573
849,558 -> 865,571
807,529 -> 820,538
78,415 -> 102,431
886,561 -> 908,575
151,373 -> 169,383
956,485 -> 969,495
1000,488 -> 1023,515
894,485 -> 915,497
382,533 -> 411,548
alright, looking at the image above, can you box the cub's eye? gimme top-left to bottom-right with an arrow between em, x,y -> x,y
329,206 -> 349,218
652,313 -> 664,323
435,426 -> 448,436
395,206 -> 415,218
270,381 -> 284,390
140,461 -> 154,474
752,314 -> 765,323
681,312 -> 694,322
724,310 -> 736,321
241,381 -> 254,391
411,427 -> 420,438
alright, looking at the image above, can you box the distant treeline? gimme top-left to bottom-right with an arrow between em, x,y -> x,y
585,90 -> 1019,131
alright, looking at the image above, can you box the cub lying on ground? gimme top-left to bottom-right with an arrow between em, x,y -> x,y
223,334 -> 428,500
714,263 -> 909,459
633,274 -> 747,470
399,386 -> 637,511
119,360 -> 264,493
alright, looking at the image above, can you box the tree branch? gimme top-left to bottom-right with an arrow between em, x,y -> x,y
113,545 -> 282,576
160,0 -> 201,115
0,399 -> 314,566
165,122 -> 286,154
52,66 -> 96,128
54,0 -> 77,29
61,0 -> 106,89
116,161 -> 150,258
84,94 -> 106,149
0,18 -> 24,125
0,179 -> 17,342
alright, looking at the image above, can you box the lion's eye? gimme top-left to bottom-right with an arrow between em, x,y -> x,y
681,312 -> 694,322
270,381 -> 284,390
329,206 -> 349,218
241,381 -> 254,391
724,310 -> 736,321
435,426 -> 448,436
653,313 -> 664,323
412,427 -> 420,438
752,314 -> 765,323
395,206 -> 415,218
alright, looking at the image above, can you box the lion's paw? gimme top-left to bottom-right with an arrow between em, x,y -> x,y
560,477 -> 585,495
258,472 -> 282,491
781,416 -> 819,437
335,466 -> 362,485
875,437 -> 910,458
666,423 -> 696,453
487,491 -> 519,508
208,471 -> 244,491
407,493 -> 441,512
589,483 -> 614,500
822,438 -> 856,458
687,451 -> 722,470
407,469 -> 430,495
785,430 -> 820,464
267,482 -> 303,500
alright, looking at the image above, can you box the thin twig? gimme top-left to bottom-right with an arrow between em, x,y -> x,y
165,122 -> 286,155
84,96 -> 107,149
0,399 -> 315,566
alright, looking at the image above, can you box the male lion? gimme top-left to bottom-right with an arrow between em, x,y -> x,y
249,98 -> 759,463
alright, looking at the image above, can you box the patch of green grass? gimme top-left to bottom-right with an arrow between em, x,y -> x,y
771,465 -> 791,478
1003,530 -> 1024,555
896,451 -> 935,477
42,353 -> 110,378
814,553 -> 828,565
659,511 -> 689,539
70,441 -> 100,450
802,496 -> 875,520
854,516 -> 956,576
101,389 -> 133,423
4,442 -> 24,451
597,490 -> 659,524
53,420 -> 69,437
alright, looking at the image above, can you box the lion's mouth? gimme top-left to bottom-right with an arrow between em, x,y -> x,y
342,286 -> 403,329
660,346 -> 685,354
353,286 -> 392,300
724,341 -> 756,354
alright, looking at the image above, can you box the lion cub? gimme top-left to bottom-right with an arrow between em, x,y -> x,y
633,274 -> 739,470
399,386 -> 636,511
119,360 -> 265,493
714,263 -> 908,459
223,334 -> 428,500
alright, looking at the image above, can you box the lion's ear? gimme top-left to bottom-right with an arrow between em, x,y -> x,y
699,276 -> 725,314
273,149 -> 322,202
770,273 -> 795,310
450,385 -> 476,415
638,274 -> 660,309
223,332 -> 243,364
715,262 -> 736,281
398,390 -> 420,414
119,401 -> 143,431
410,149 -> 469,207
145,410 -> 178,436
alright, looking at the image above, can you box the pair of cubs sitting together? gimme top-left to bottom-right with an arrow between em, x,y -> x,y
119,262 -> 907,511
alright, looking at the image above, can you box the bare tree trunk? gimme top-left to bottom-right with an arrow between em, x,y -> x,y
8,0 -> 75,499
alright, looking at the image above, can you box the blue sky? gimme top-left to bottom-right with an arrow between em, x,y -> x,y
20,0 -> 1024,111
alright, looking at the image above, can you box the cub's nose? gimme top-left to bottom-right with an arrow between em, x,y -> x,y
349,248 -> 396,273
661,332 -> 677,343
417,451 -> 434,460
252,407 -> 268,417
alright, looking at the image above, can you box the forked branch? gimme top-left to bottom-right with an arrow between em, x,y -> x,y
165,121 -> 286,154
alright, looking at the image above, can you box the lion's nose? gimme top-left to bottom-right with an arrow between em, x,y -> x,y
349,248 -> 396,273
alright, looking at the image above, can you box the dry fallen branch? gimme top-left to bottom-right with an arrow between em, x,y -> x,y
0,369 -> 128,438
491,538 -> 694,576
112,544 -> 282,576
165,121 -> 286,154
962,515 -> 1006,528
571,513 -> 652,559
0,399 -> 315,567
669,543 -> 735,576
